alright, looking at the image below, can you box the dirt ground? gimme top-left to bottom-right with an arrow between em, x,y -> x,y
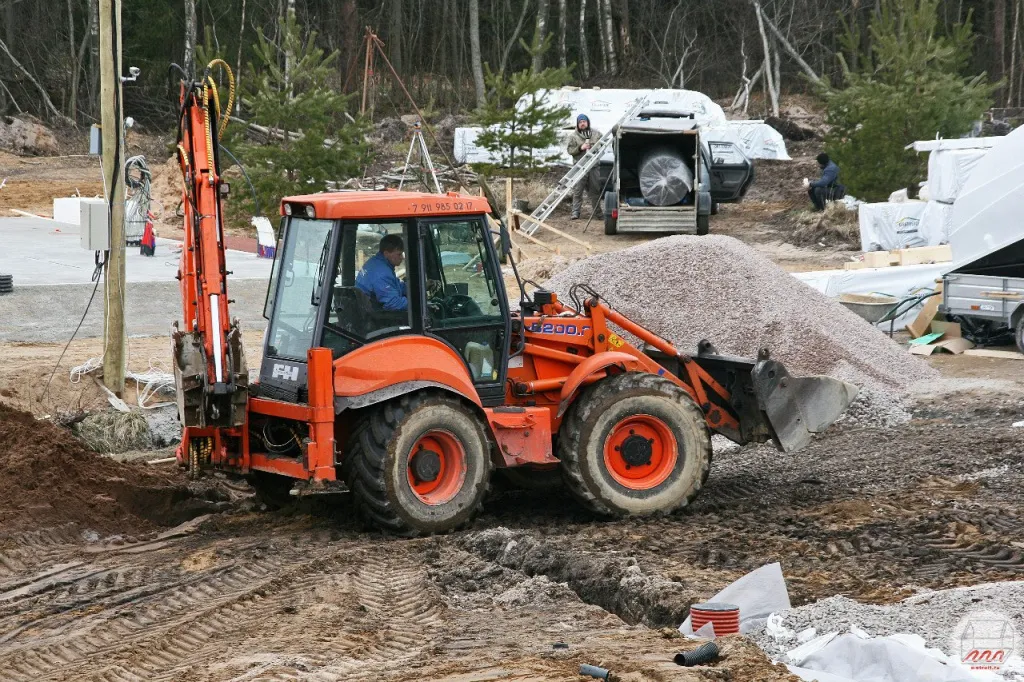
3,131 -> 1023,680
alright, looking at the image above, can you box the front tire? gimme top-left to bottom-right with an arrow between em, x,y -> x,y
1015,314 -> 1024,355
343,393 -> 492,535
559,373 -> 711,516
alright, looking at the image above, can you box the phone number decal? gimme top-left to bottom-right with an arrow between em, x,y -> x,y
409,200 -> 474,213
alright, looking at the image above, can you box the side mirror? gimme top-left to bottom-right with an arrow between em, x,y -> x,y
498,218 -> 512,257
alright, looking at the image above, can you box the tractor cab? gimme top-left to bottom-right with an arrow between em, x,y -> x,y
256,192 -> 511,406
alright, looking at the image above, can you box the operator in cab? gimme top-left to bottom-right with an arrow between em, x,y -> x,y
356,234 -> 408,311
803,152 -> 845,211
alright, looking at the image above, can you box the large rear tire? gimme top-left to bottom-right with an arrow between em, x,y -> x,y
559,373 -> 711,516
342,392 -> 492,535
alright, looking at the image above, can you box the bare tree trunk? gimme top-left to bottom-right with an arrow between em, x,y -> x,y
755,1 -> 822,85
184,0 -> 197,78
558,0 -> 568,69
600,0 -> 617,73
469,0 -> 486,108
67,0 -> 78,121
0,36 -> 70,123
578,0 -> 590,78
1012,0 -> 1023,106
995,0 -> 1007,104
388,0 -> 403,74
617,0 -> 630,62
754,1 -> 779,116
532,0 -> 551,72
596,0 -> 608,72
285,0 -> 295,97
235,0 -> 246,113
89,0 -> 99,117
499,0 -> 531,75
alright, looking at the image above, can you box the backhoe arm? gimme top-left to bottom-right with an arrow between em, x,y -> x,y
172,61 -> 248,428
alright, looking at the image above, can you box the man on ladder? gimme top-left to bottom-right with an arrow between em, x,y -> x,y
566,114 -> 604,221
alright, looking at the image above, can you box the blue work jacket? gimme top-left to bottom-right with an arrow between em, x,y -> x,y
355,252 -> 408,311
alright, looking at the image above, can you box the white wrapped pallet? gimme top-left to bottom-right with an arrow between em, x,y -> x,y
917,201 -> 954,245
858,201 -> 929,251
925,148 -> 988,203
638,148 -> 694,205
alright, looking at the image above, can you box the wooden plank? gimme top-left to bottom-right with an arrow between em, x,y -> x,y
980,291 -> 1024,299
863,251 -> 891,268
843,261 -> 869,271
896,244 -> 952,266
963,348 -> 1024,360
511,213 -> 555,252
511,209 -> 593,251
505,177 -> 512,218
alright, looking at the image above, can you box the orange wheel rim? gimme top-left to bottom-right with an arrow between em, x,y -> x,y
407,429 -> 467,505
603,415 -> 678,490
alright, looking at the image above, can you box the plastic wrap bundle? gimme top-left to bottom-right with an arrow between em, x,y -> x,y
639,147 -> 694,206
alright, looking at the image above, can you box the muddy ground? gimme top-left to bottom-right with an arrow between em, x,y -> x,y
0,379 -> 1020,680
2,134 -> 1021,680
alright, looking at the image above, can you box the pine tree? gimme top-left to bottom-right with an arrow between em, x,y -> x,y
474,37 -> 573,174
237,8 -> 367,214
823,0 -> 996,201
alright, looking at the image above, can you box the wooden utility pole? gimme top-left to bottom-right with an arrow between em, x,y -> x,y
99,0 -> 126,395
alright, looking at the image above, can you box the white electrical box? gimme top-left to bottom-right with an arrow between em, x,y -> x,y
79,198 -> 110,251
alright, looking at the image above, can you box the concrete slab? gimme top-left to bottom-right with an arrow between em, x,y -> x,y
0,217 -> 272,285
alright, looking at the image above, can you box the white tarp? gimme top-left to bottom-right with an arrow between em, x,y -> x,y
679,563 -> 791,637
785,630 -> 994,682
949,126 -> 1024,271
927,149 -> 988,203
793,263 -> 946,331
858,201 -> 929,251
452,87 -> 790,165
918,200 -> 955,245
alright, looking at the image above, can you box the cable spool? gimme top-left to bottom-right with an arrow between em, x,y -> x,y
0,274 -> 13,294
689,602 -> 740,635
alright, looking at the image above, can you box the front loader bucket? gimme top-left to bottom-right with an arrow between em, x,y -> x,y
749,355 -> 859,452
689,343 -> 858,453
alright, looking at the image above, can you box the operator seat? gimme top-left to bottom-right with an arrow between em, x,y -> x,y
333,285 -> 408,338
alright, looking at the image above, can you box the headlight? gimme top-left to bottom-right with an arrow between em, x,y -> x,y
284,203 -> 293,216
304,205 -> 316,219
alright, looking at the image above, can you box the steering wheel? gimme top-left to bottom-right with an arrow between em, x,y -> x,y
443,294 -> 481,318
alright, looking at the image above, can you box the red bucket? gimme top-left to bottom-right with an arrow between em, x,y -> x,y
690,602 -> 740,636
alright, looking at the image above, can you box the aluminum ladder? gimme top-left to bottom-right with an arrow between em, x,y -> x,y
520,97 -> 648,236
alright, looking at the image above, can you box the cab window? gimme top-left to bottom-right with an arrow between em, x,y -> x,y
422,218 -> 505,385
322,222 -> 412,358
265,217 -> 333,360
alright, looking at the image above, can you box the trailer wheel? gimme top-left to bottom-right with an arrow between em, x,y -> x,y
343,392 -> 491,535
604,192 -> 618,235
559,373 -> 711,516
1015,315 -> 1024,355
696,213 -> 710,235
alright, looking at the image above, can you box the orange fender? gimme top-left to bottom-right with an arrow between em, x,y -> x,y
556,351 -> 644,417
333,336 -> 480,409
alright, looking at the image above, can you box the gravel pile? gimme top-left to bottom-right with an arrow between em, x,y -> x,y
543,235 -> 937,427
750,581 -> 1024,662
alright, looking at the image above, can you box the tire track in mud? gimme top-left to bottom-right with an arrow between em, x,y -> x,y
0,546 -> 316,681
228,554 -> 445,681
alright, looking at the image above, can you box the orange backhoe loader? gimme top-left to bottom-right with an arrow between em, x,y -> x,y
172,66 -> 857,535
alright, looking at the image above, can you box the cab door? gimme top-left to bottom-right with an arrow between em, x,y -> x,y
418,216 -> 511,406
703,140 -> 754,203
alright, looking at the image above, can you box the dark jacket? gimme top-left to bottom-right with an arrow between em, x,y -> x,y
810,161 -> 840,189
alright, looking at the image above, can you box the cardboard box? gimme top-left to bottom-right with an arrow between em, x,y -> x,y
907,283 -> 943,339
